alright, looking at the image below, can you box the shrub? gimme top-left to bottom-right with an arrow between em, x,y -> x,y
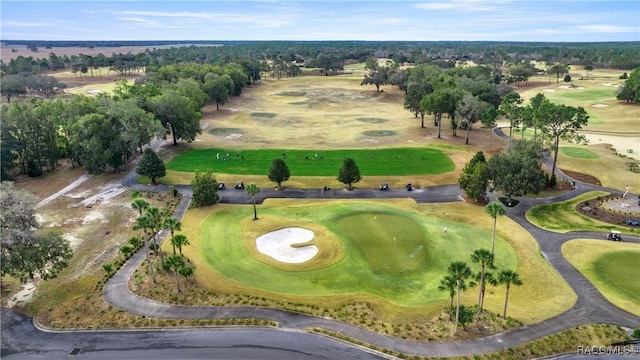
27,160 -> 43,177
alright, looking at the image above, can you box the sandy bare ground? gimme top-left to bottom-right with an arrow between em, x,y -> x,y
36,174 -> 91,208
256,227 -> 318,263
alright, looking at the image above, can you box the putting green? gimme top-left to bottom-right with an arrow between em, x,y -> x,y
562,239 -> 640,315
560,147 -> 599,159
196,201 -> 517,306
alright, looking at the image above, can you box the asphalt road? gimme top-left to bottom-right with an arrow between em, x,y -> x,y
0,308 -> 387,360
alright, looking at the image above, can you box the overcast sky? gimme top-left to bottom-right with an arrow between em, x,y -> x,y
1,0 -> 639,42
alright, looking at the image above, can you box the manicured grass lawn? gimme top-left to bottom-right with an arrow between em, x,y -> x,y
559,147 -> 599,159
526,191 -> 640,235
177,199 -> 576,323
562,239 -> 640,315
196,201 -> 516,304
539,87 -> 618,104
166,147 -> 455,176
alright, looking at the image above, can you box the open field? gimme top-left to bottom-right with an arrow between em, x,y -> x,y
166,147 -> 454,176
174,199 -> 575,324
562,239 -> 640,316
158,74 -> 506,186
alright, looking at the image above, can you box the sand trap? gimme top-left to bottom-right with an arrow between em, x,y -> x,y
592,103 -> 609,108
224,134 -> 243,141
256,227 -> 318,263
558,85 -> 585,90
543,88 -> 555,92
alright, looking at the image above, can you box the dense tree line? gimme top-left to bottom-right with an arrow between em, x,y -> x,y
1,62 -> 254,180
387,63 -> 508,142
3,41 -> 638,78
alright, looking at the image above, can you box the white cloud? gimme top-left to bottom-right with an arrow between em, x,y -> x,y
2,20 -> 48,27
576,24 -> 638,33
117,17 -> 158,25
112,10 -> 290,27
414,0 -> 501,12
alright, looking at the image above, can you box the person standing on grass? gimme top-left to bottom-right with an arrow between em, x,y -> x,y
444,226 -> 448,236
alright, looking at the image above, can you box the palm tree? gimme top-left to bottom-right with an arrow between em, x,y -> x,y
447,261 -> 473,333
470,248 -> 493,320
170,234 -> 190,256
163,217 -> 182,254
438,274 -> 457,319
163,254 -> 185,293
472,271 -> 497,315
145,206 -> 166,265
131,198 -> 149,216
485,201 -> 505,262
133,214 -> 155,283
497,269 -> 523,318
245,184 -> 260,220
178,265 -> 194,281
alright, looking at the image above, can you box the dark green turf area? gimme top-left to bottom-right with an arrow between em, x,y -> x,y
166,148 -> 455,176
592,250 -> 640,301
559,147 -> 599,159
363,130 -> 396,137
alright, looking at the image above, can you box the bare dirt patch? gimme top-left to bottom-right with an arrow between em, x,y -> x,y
561,169 -> 601,186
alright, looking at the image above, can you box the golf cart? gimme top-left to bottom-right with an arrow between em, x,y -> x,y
234,181 -> 245,190
379,183 -> 389,191
218,182 -> 226,190
607,230 -> 622,241
406,183 -> 413,191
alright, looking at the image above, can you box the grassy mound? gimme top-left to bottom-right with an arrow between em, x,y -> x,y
250,112 -> 277,118
356,117 -> 389,124
208,127 -> 244,136
562,239 -> 640,315
362,130 -> 396,137
166,147 -> 455,176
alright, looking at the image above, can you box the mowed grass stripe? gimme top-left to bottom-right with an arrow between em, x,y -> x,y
166,148 -> 454,176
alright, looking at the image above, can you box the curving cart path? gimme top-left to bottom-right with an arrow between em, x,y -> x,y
104,145 -> 640,357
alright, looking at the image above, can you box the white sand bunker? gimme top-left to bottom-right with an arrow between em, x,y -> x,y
224,134 -> 243,141
558,85 -> 585,90
592,103 -> 609,108
256,227 -> 318,263
543,88 -> 555,92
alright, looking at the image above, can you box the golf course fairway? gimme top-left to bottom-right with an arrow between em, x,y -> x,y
195,200 -> 516,305
562,239 -> 640,316
173,199 -> 577,323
